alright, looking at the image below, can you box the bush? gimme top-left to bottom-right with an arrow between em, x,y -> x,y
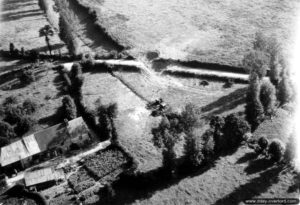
22,99 -> 38,115
180,103 -> 198,132
268,139 -> 285,162
223,79 -> 234,88
4,105 -> 23,124
80,53 -> 95,69
0,121 -> 16,139
19,68 -> 35,85
2,95 -> 19,107
201,132 -> 215,162
258,136 -> 269,150
15,116 -> 36,136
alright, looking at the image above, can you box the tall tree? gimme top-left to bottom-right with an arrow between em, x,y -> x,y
277,74 -> 293,106
260,80 -> 276,115
39,25 -> 54,56
245,73 -> 265,130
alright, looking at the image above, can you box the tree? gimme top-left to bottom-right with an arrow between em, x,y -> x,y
260,80 -> 276,115
269,55 -> 282,87
0,137 -> 9,148
23,99 -> 38,115
9,43 -> 15,55
184,131 -> 204,167
161,130 -> 177,177
277,74 -> 293,106
222,114 -> 250,152
0,121 -> 16,139
245,73 -> 265,130
243,50 -> 269,79
4,105 -> 23,125
210,116 -> 225,154
39,25 -> 54,56
15,116 -> 36,136
60,96 -> 77,121
180,103 -> 198,132
2,95 -> 19,107
268,139 -> 285,162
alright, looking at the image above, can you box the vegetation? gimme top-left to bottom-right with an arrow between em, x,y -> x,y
268,139 -> 285,162
15,116 -> 36,136
245,73 -> 264,130
39,25 -> 54,55
59,95 -> 77,121
222,114 -> 250,152
184,131 -> 204,167
19,68 -> 36,85
260,80 -> 276,115
4,105 -> 23,125
255,136 -> 269,155
0,137 -> 9,148
0,121 -> 16,139
277,74 -> 293,106
2,95 -> 19,107
84,149 -> 127,178
80,53 -> 95,69
23,99 -> 39,115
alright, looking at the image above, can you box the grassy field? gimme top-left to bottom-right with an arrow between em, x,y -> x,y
82,70 -> 248,172
78,0 -> 299,66
0,0 -> 67,72
111,146 -> 299,205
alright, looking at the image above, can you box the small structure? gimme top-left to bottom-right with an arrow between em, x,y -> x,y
1,117 -> 92,175
24,167 -> 65,191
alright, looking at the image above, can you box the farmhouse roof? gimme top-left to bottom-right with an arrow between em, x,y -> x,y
24,167 -> 64,187
1,117 -> 89,167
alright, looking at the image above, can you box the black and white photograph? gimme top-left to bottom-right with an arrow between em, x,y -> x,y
0,0 -> 299,204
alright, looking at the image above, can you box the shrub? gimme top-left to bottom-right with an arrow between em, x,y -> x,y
15,116 -> 36,136
258,136 -> 269,150
22,99 -> 38,115
2,95 -> 19,107
0,121 -> 16,139
260,80 -> 276,115
223,79 -> 234,88
80,53 -> 95,69
4,105 -> 23,124
222,114 -> 250,152
19,68 -> 35,85
268,139 -> 285,162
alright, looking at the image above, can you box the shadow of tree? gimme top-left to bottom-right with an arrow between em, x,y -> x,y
236,152 -> 258,164
244,157 -> 274,175
201,87 -> 247,117
35,43 -> 65,54
52,72 -> 68,98
213,165 -> 283,205
97,162 -> 216,205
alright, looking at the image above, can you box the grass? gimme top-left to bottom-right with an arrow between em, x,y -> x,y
253,108 -> 294,145
0,64 -> 65,130
114,146 -> 298,205
78,0 -> 299,66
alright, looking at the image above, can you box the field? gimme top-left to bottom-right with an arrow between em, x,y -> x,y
78,0 -> 299,66
0,0 -> 67,71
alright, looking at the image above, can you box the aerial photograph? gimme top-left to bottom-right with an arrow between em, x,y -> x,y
0,0 -> 299,204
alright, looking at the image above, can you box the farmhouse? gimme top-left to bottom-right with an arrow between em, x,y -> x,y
24,167 -> 65,191
0,117 -> 92,176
